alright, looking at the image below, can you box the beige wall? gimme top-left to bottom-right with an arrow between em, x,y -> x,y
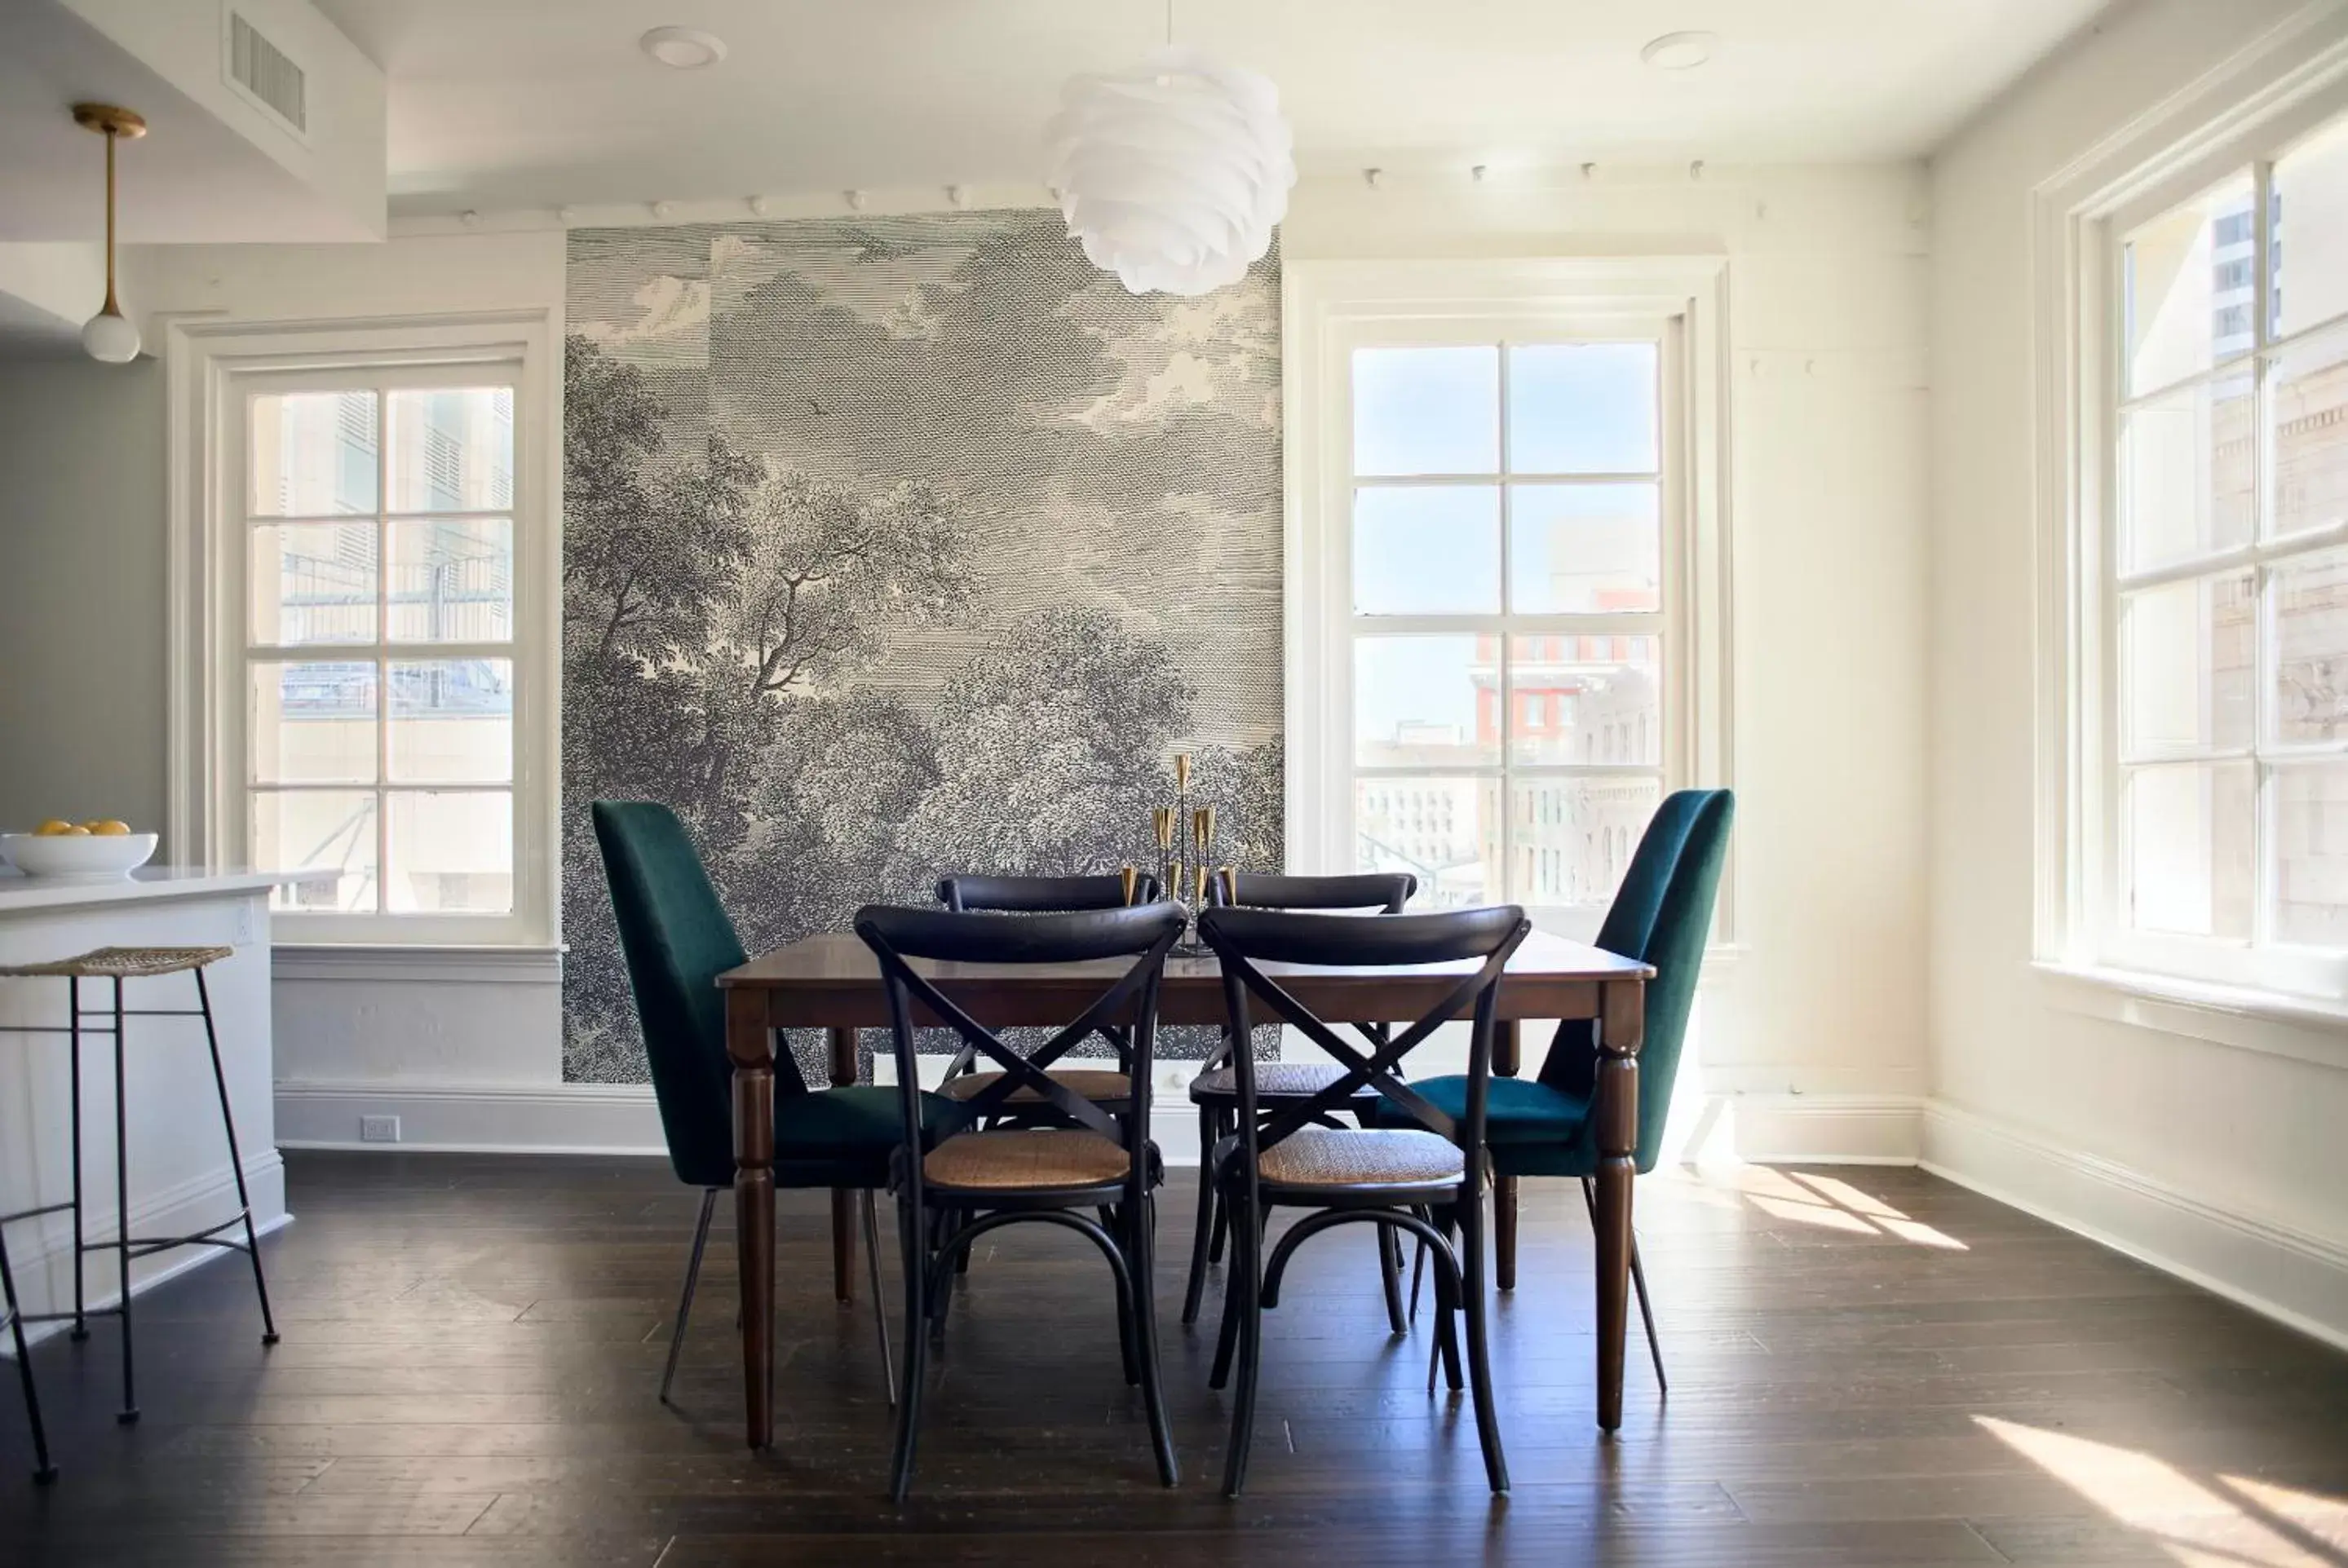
1929,0 -> 2348,1342
0,356 -> 169,843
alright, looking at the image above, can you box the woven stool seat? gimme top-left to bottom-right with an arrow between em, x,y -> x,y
924,1129 -> 1129,1190
0,946 -> 233,980
1257,1127 -> 1463,1190
940,1068 -> 1130,1105
1192,1062 -> 1376,1101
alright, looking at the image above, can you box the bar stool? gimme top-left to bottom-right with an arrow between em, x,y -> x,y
1,1202 -> 55,1482
0,946 -> 280,1425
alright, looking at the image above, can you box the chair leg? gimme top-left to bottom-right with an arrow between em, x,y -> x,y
1407,1205 -> 1430,1322
1377,1220 -> 1407,1336
860,1190 -> 895,1407
1,1226 -> 56,1483
1209,1173 -> 1249,1390
660,1189 -> 719,1407
1457,1186 -> 1510,1493
110,978 -> 136,1424
1205,1110 -> 1231,1265
1180,1106 -> 1218,1325
1219,1185 -> 1266,1498
888,1192 -> 930,1503
1128,1194 -> 1179,1487
194,967 -> 279,1347
1585,1177 -> 1665,1389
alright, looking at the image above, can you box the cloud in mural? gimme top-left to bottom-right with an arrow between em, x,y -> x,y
577,273 -> 710,355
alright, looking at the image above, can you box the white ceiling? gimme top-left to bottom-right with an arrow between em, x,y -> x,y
316,0 -> 2116,217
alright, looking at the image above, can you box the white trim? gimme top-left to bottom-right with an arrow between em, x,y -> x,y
1710,1093 -> 1925,1165
1921,1098 -> 2348,1354
2033,958 -> 2348,1069
271,942 -> 563,985
162,309 -> 562,948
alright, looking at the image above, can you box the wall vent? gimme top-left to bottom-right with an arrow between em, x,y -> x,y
227,11 -> 307,136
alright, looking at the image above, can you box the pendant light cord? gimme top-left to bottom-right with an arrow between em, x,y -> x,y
102,126 -> 118,314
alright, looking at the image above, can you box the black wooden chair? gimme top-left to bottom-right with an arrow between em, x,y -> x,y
1196,902 -> 1530,1497
1180,872 -> 1416,1328
857,900 -> 1186,1501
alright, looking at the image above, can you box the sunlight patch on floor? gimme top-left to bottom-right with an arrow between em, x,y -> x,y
1658,1162 -> 1969,1248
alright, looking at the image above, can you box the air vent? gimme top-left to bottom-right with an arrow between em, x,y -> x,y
228,11 -> 307,135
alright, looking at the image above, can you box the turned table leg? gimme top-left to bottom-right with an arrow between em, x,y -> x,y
1593,979 -> 1644,1432
727,992 -> 776,1450
829,1025 -> 857,1305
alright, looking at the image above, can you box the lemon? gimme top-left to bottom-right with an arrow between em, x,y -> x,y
84,820 -> 130,837
33,819 -> 75,837
60,825 -> 91,837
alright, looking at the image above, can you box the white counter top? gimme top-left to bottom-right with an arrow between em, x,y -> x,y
0,866 -> 326,915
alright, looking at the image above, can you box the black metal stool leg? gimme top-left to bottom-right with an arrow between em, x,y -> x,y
0,1224 -> 56,1483
68,976 -> 86,1342
110,976 -> 135,1423
195,967 -> 278,1346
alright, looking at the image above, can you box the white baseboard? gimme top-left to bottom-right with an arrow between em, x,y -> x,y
1921,1098 -> 2348,1354
1709,1093 -> 1926,1164
6,1151 -> 290,1349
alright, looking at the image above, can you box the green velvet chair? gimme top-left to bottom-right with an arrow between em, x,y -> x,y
1378,788 -> 1734,1389
591,800 -> 966,1407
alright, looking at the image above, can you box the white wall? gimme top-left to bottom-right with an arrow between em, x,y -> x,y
1929,0 -> 2348,1345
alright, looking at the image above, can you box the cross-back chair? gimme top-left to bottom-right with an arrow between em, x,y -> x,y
1180,871 -> 1417,1328
857,900 -> 1186,1501
1196,902 -> 1532,1498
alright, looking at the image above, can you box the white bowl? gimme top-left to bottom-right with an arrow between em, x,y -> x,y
1,832 -> 158,880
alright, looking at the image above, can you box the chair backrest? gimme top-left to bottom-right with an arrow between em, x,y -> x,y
855,903 -> 1187,1205
1208,871 -> 1414,913
591,801 -> 752,1190
935,872 -> 1158,912
1196,905 -> 1531,1199
1537,788 -> 1735,1172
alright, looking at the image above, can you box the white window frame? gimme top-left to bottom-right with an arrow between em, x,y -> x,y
1285,258 -> 1736,941
2035,23 -> 2348,1010
165,311 -> 558,949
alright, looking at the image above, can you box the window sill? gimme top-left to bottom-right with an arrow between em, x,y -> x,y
272,943 -> 564,986
2032,960 -> 2348,1071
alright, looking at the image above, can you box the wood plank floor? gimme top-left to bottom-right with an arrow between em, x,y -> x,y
3,1153 -> 2346,1566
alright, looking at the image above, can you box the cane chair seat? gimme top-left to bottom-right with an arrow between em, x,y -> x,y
923,1129 -> 1130,1191
1191,1062 -> 1377,1102
0,947 -> 232,980
1256,1126 -> 1464,1191
939,1068 -> 1131,1105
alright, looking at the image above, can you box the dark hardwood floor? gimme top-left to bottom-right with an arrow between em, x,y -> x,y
3,1152 -> 2346,1566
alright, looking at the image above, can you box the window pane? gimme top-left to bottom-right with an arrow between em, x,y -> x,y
388,659 -> 513,784
387,387 -> 515,513
2272,329 -> 2348,540
2123,762 -> 2253,939
1507,344 -> 1658,474
1507,634 -> 1660,766
2118,573 -> 2253,760
251,522 -> 377,646
250,391 -> 378,517
2274,121 -> 2348,338
386,792 -> 514,914
2122,175 -> 2255,397
251,662 -> 376,784
387,519 -> 515,642
254,791 -> 376,912
1509,484 -> 1661,614
2275,762 -> 2348,947
2119,371 -> 2254,573
1352,347 -> 1499,476
2274,549 -> 2348,745
1355,636 -> 1500,767
1355,776 -> 1497,911
1509,775 -> 1662,907
1351,486 -> 1500,614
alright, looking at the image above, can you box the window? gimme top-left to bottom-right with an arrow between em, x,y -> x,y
170,312 -> 553,948
2089,113 -> 2348,994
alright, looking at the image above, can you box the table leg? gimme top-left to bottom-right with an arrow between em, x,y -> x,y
1593,980 -> 1645,1432
829,1026 -> 857,1306
727,992 -> 776,1450
1492,1020 -> 1519,1292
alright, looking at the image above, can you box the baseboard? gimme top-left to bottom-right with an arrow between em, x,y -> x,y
1710,1093 -> 1926,1164
5,1151 -> 290,1349
1921,1098 -> 2348,1354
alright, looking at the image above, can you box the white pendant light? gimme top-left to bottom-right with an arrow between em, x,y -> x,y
73,102 -> 145,364
1046,43 -> 1295,297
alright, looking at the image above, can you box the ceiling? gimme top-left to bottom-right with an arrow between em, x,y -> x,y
316,0 -> 2116,218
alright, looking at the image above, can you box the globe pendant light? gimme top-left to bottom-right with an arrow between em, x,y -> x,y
73,102 -> 146,364
1046,41 -> 1295,298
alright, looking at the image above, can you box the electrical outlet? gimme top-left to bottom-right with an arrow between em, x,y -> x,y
359,1115 -> 400,1144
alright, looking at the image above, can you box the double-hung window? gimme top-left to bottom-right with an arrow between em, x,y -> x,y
2093,113 -> 2348,995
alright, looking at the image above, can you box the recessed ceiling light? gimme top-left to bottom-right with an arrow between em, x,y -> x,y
1640,31 -> 1716,71
640,26 -> 727,69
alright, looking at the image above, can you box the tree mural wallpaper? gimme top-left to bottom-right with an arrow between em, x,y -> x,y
562,211 -> 1283,1084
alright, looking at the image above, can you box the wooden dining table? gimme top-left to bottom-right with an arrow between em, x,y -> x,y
717,927 -> 1652,1450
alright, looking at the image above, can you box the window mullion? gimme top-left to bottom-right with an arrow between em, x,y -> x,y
375,389 -> 391,917
1496,337 -> 1515,902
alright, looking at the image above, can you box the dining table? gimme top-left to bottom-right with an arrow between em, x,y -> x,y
716,927 -> 1653,1450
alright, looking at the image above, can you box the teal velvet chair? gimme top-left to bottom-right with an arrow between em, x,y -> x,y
592,800 -> 965,1407
1380,788 -> 1734,1388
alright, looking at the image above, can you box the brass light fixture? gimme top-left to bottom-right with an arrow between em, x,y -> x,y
73,102 -> 146,364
